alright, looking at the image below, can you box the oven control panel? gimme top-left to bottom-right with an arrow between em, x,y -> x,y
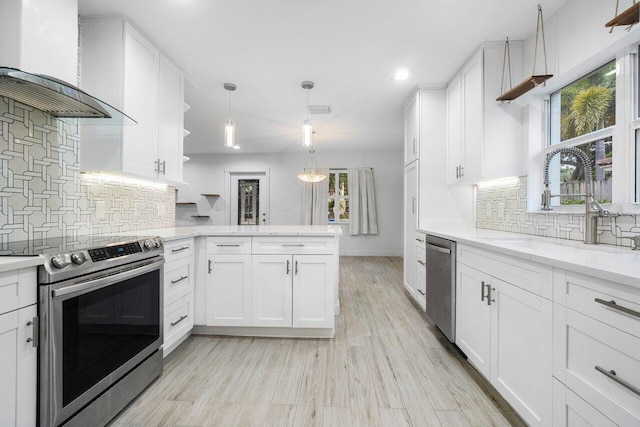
88,242 -> 142,262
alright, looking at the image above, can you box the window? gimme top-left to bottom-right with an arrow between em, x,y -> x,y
328,170 -> 349,223
547,61 -> 616,206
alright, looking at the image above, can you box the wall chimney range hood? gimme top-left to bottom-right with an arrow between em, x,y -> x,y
0,67 -> 135,125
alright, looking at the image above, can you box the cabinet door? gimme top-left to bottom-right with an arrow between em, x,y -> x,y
404,93 -> 420,165
403,162 -> 418,297
0,304 -> 37,427
206,255 -> 251,326
446,75 -> 463,185
251,255 -> 293,327
292,255 -> 333,328
461,51 -> 483,183
122,23 -> 160,178
491,278 -> 552,427
456,263 -> 491,378
157,54 -> 184,183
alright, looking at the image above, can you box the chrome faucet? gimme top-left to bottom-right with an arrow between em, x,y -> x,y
541,146 -> 612,245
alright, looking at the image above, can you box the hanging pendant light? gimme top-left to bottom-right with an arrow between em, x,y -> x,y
301,81 -> 314,147
223,83 -> 237,147
297,147 -> 327,182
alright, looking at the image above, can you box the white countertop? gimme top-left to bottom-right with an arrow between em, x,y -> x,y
134,225 -> 344,242
418,227 -> 640,288
0,256 -> 44,273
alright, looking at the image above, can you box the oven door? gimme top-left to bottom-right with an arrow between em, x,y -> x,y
40,257 -> 163,427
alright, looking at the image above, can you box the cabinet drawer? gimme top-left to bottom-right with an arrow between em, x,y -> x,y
252,236 -> 335,255
558,308 -> 640,426
0,269 -> 37,315
164,238 -> 194,263
562,271 -> 640,339
553,379 -> 615,427
164,257 -> 192,305
457,244 -> 552,299
207,237 -> 252,255
164,293 -> 194,350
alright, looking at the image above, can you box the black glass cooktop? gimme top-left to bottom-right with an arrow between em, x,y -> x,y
0,235 -> 152,256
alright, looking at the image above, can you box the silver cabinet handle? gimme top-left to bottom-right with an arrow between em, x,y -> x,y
417,289 -> 425,296
171,275 -> 188,284
417,260 -> 425,266
171,246 -> 189,253
217,244 -> 240,247
155,158 -> 161,173
282,244 -> 305,247
481,281 -> 486,302
286,259 -> 290,275
456,166 -> 460,179
595,366 -> 640,396
460,166 -> 464,178
295,261 -> 299,275
162,160 -> 166,175
487,286 -> 495,306
594,298 -> 640,319
415,238 -> 424,243
170,315 -> 188,327
426,243 -> 451,254
26,316 -> 38,348
208,259 -> 212,274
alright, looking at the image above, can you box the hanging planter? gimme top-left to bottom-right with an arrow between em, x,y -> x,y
497,5 -> 553,102
605,1 -> 638,31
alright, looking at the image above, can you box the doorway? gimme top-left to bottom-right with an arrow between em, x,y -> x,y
227,171 -> 270,225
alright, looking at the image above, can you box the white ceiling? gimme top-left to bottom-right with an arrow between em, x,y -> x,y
78,0 -> 567,155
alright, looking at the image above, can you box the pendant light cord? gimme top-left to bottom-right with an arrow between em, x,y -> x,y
306,88 -> 309,123
228,89 -> 232,119
532,5 -> 549,75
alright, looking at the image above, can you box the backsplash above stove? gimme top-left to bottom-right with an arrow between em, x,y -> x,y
0,96 -> 175,246
476,176 -> 640,247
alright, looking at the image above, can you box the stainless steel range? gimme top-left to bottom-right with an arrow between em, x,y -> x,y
36,236 -> 165,427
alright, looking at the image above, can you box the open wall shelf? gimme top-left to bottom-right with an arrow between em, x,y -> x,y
605,3 -> 639,28
496,75 -> 553,102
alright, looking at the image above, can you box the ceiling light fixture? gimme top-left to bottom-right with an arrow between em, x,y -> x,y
393,69 -> 410,81
223,82 -> 237,148
301,81 -> 314,147
297,148 -> 327,182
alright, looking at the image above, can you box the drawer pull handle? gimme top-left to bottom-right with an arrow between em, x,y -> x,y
295,261 -> 299,275
171,246 -> 189,253
417,289 -> 425,296
595,366 -> 640,396
217,244 -> 241,247
481,281 -> 486,302
171,275 -> 188,284
417,260 -> 425,265
171,315 -> 188,327
282,244 -> 305,247
286,260 -> 290,275
594,298 -> 640,319
415,238 -> 424,243
26,317 -> 38,348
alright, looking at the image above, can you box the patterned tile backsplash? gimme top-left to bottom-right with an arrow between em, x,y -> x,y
476,176 -> 640,247
0,96 -> 175,248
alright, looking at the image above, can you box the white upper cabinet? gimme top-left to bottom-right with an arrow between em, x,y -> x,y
80,18 -> 185,182
446,42 -> 523,185
404,91 -> 420,165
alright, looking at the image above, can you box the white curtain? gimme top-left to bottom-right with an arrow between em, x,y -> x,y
348,168 -> 378,235
302,168 -> 329,225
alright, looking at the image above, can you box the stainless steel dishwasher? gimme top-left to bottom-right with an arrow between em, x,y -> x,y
425,235 -> 456,342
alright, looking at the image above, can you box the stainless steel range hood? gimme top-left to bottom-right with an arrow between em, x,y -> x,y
0,67 -> 135,125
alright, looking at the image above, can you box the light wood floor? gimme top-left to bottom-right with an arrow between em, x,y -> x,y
111,256 -> 525,427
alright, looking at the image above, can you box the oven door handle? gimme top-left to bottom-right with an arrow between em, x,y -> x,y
51,258 -> 163,298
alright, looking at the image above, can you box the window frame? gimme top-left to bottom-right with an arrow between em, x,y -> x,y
328,169 -> 350,224
543,60 -> 617,211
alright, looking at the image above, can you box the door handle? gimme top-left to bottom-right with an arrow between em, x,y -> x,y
481,281 -> 486,302
295,261 -> 299,275
26,316 -> 38,348
286,259 -> 290,275
208,259 -> 212,274
487,286 -> 495,306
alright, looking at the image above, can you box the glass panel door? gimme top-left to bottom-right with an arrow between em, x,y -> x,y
238,179 -> 259,225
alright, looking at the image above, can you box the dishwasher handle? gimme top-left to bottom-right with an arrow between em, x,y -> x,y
426,243 -> 451,255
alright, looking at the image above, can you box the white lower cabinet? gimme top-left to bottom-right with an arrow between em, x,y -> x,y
251,255 -> 292,327
163,238 -> 195,356
0,268 -> 37,427
553,379 -> 616,427
456,245 -> 553,427
206,255 -> 252,326
251,254 -> 333,328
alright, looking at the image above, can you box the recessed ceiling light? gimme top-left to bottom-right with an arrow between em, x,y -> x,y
232,145 -> 241,150
393,69 -> 410,81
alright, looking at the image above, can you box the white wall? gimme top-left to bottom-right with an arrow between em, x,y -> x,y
176,149 -> 403,256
